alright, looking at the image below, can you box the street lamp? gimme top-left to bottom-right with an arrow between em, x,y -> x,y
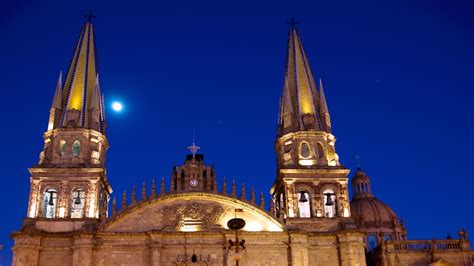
227,210 -> 246,266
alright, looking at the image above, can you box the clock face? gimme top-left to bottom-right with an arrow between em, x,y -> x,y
189,179 -> 199,188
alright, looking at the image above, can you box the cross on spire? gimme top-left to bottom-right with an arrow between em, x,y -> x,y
355,154 -> 361,168
84,10 -> 96,22
287,17 -> 298,29
187,129 -> 200,159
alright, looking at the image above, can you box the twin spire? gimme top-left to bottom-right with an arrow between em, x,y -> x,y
47,17 -> 328,138
278,25 -> 331,137
48,18 -> 105,133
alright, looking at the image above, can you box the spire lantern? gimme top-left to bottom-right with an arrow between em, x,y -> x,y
351,168 -> 374,199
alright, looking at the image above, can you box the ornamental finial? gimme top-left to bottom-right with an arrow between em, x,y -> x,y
84,10 -> 96,22
287,17 -> 298,29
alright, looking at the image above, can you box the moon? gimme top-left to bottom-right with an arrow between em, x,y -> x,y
112,101 -> 123,112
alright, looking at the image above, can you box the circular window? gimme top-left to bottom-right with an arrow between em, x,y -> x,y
300,143 -> 310,158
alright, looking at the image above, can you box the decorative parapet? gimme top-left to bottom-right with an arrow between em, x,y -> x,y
385,239 -> 471,252
112,179 -> 273,219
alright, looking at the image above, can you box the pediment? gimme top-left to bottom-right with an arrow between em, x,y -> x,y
101,193 -> 284,233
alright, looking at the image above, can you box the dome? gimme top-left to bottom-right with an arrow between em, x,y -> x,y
351,196 -> 401,227
350,168 -> 403,229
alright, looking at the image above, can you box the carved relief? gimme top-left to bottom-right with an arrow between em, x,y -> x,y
163,203 -> 224,229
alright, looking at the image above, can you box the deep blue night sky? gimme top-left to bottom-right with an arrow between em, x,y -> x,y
1,0 -> 473,263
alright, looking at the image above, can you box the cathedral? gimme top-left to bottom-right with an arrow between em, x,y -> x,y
10,17 -> 473,266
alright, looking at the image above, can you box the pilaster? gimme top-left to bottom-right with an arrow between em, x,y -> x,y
11,234 -> 41,266
337,230 -> 367,266
289,232 -> 309,266
72,234 -> 94,266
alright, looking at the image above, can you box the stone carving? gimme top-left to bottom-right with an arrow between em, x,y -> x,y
163,203 -> 224,229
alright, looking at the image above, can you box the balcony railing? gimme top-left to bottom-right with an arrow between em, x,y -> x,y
386,239 -> 467,253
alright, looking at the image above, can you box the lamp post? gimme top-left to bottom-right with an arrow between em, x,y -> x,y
227,210 -> 246,266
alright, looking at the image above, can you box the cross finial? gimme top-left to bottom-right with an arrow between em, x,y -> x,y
84,10 -> 96,22
355,154 -> 361,168
287,17 -> 298,29
187,129 -> 200,159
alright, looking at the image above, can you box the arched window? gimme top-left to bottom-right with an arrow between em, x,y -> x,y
300,142 -> 311,158
323,189 -> 337,218
384,234 -> 393,241
367,234 -> 378,251
70,188 -> 86,218
317,143 -> 324,159
59,140 -> 67,156
43,188 -> 57,218
180,170 -> 185,190
72,140 -> 80,156
297,191 -> 311,218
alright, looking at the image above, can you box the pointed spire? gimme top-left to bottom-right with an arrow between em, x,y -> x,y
121,190 -> 127,209
213,177 -> 218,193
51,71 -> 63,109
222,177 -> 227,195
141,182 -> 147,200
48,71 -> 64,130
89,74 -> 101,110
160,176 -> 166,194
278,22 -> 324,135
60,18 -> 101,129
250,186 -> 256,204
318,78 -> 332,133
259,192 -> 265,209
241,183 -> 246,201
231,179 -> 237,198
131,186 -> 137,204
151,178 -> 156,197
111,197 -> 117,215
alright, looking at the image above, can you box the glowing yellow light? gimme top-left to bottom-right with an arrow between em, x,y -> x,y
88,197 -> 96,218
245,221 -> 263,232
59,207 -> 66,218
298,159 -> 315,166
343,208 -> 350,217
29,202 -> 37,218
179,224 -> 202,232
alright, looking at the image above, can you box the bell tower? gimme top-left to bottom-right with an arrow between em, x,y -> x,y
26,16 -> 111,222
171,142 -> 217,193
270,23 -> 351,227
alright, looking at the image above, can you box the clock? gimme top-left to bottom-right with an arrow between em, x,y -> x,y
189,179 -> 199,188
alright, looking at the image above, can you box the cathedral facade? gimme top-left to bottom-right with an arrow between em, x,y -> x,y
11,18 -> 473,266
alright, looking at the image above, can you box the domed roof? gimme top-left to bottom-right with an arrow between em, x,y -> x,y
351,196 -> 400,227
350,168 -> 401,228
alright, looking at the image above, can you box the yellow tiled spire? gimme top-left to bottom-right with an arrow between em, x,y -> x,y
61,19 -> 99,128
44,16 -> 105,132
278,23 -> 329,136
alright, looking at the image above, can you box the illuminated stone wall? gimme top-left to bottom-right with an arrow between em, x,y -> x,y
12,231 -> 367,266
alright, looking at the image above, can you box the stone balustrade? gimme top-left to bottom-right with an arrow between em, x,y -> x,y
386,239 -> 468,252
